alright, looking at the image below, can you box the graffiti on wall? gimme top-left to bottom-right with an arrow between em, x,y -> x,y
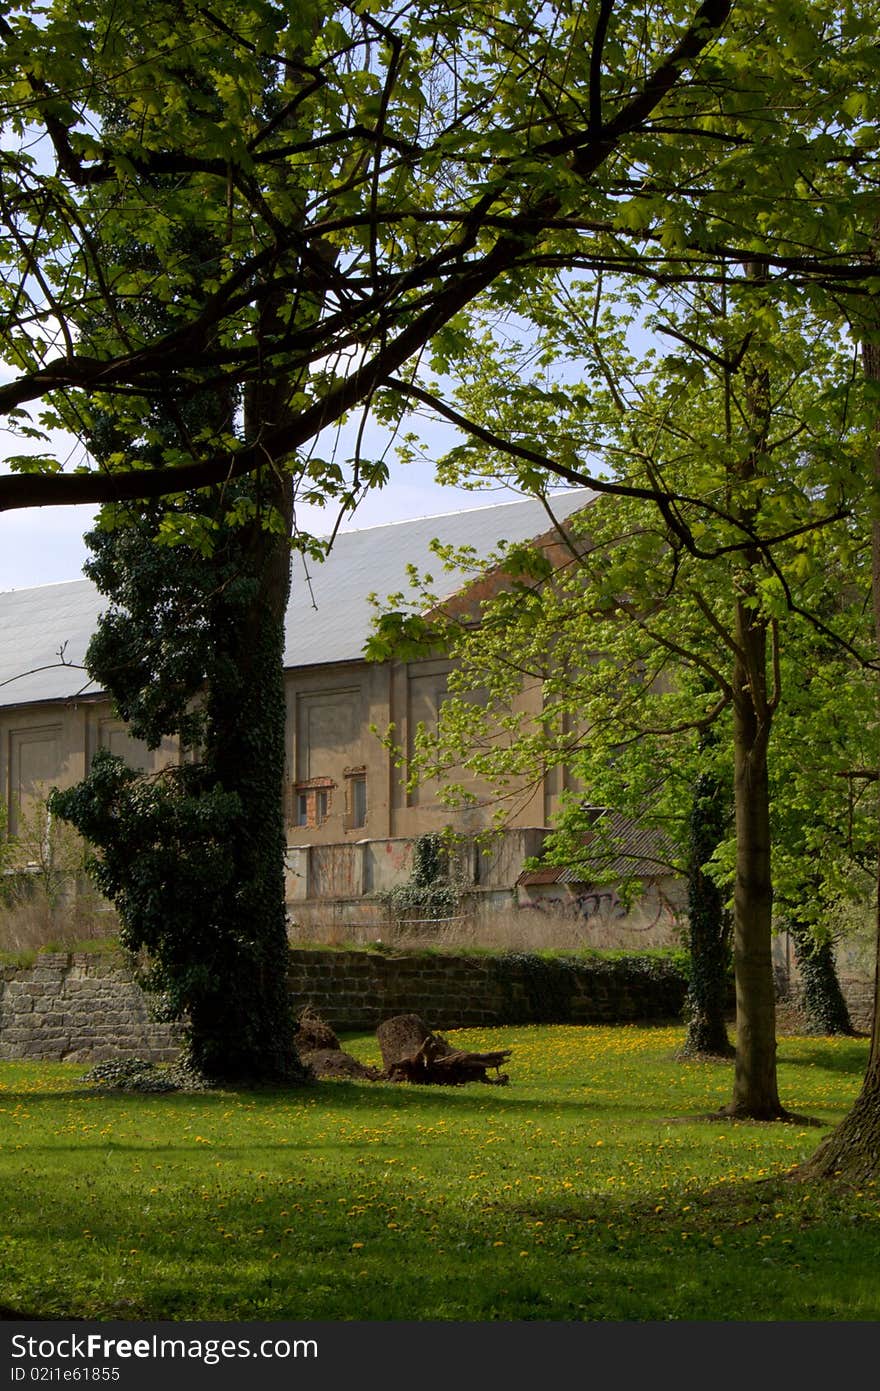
517,883 -> 679,933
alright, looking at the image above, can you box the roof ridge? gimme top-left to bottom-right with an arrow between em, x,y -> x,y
0,576 -> 94,596
0,490 -> 593,596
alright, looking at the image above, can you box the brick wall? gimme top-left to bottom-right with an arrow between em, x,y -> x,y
0,948 -> 688,1063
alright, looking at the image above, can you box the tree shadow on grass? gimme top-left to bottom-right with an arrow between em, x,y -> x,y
775,1042 -> 869,1077
497,1163 -> 878,1241
0,1077 -> 667,1126
659,1108 -> 825,1127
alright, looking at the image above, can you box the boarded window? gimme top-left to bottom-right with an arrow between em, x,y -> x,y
291,778 -> 334,829
296,689 -> 360,781
344,768 -> 367,829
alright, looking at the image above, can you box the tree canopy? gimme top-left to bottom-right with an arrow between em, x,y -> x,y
1,0 -> 878,521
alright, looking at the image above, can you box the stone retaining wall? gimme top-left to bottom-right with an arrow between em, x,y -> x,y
0,948 -> 688,1062
288,949 -> 687,1032
5,946 -> 872,1066
0,954 -> 181,1063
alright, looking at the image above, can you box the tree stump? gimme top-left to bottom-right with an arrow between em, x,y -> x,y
376,1013 -> 511,1085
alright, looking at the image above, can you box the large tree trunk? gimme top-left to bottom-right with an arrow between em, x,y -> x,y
190,493 -> 307,1083
803,952 -> 880,1182
723,598 -> 787,1118
801,335 -> 880,1176
187,271 -> 312,1083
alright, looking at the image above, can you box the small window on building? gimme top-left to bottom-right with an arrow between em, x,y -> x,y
291,779 -> 334,829
344,768 -> 367,829
351,774 -> 367,828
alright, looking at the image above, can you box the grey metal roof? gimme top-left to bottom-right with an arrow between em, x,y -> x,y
0,579 -> 104,705
0,489 -> 593,707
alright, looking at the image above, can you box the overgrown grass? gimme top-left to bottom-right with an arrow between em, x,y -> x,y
0,938 -> 121,968
0,894 -> 118,960
0,1024 -> 875,1322
286,940 -> 688,965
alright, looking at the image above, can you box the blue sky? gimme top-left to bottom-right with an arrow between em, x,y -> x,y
0,414 -> 525,591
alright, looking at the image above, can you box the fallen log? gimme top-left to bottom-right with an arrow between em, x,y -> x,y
376,1013 -> 511,1086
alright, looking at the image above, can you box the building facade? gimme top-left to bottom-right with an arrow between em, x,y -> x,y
0,491 -> 681,939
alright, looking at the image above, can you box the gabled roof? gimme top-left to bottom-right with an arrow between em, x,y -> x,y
0,489 -> 593,707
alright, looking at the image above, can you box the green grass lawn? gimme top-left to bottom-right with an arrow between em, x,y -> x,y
1,1023 -> 876,1322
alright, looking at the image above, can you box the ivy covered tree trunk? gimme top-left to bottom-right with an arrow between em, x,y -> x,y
49,119 -> 314,1082
788,914 -> 854,1037
804,868 -> 880,1180
183,488 -> 305,1081
682,762 -> 734,1058
724,598 -> 786,1119
52,484 -> 310,1084
185,284 -> 312,1082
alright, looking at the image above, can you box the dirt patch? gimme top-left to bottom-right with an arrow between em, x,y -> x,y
295,1005 -> 342,1052
298,1047 -> 383,1081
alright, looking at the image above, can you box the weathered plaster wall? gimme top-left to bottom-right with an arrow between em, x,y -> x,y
285,828 -> 549,906
514,877 -> 686,950
0,696 -> 178,842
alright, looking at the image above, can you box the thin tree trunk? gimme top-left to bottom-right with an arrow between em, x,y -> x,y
717,266 -> 788,1119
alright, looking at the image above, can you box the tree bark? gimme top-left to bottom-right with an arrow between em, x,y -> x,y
715,266 -> 788,1119
376,1014 -> 511,1085
801,334 -> 880,1176
724,598 -> 786,1117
